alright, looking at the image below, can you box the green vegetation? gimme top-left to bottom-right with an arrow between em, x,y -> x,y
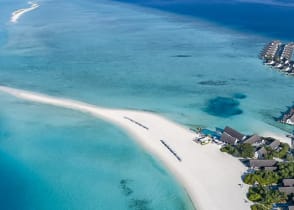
263,143 -> 290,160
244,162 -> 294,186
274,143 -> 290,159
243,170 -> 279,185
286,154 -> 294,161
277,162 -> 294,178
220,137 -> 294,209
244,161 -> 294,209
250,204 -> 270,210
220,143 -> 254,158
247,186 -> 287,205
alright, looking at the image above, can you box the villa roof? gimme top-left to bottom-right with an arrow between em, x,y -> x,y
269,140 -> 280,150
264,166 -> 277,171
243,135 -> 261,144
249,160 -> 277,168
223,126 -> 245,141
290,115 -> 294,123
256,147 -> 267,157
278,187 -> 294,195
220,132 -> 238,145
283,179 -> 294,187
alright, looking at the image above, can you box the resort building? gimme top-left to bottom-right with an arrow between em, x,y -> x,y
243,135 -> 262,145
260,40 -> 281,60
278,187 -> 294,196
287,115 -> 294,125
269,139 -> 280,150
254,147 -> 267,159
280,107 -> 294,126
260,40 -> 294,75
248,159 -> 277,169
220,126 -> 246,145
283,179 -> 294,187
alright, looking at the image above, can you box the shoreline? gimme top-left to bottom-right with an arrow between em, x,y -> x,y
0,85 -> 251,210
10,1 -> 39,23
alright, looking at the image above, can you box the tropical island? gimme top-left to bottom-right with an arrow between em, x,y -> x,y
194,126 -> 294,210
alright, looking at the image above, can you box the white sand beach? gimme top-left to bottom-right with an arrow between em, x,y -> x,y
11,1 -> 39,23
0,85 -> 252,210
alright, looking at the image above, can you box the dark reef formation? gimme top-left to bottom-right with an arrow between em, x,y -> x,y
198,80 -> 227,86
233,93 -> 247,99
204,96 -> 243,117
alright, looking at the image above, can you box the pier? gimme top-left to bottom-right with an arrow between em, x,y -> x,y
260,40 -> 294,75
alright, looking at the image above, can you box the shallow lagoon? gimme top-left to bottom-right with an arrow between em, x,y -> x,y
0,93 -> 195,210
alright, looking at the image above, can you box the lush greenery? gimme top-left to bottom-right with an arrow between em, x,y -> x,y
263,142 -> 290,160
250,204 -> 270,210
220,143 -> 254,158
244,162 -> 294,185
244,170 -> 279,185
244,162 -> 294,209
277,162 -> 294,179
274,143 -> 290,159
247,186 -> 287,205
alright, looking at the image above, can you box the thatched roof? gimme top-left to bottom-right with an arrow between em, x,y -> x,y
223,126 -> 246,141
279,187 -> 294,195
283,179 -> 294,187
264,166 -> 277,171
269,140 -> 280,150
220,132 -> 238,145
249,160 -> 277,168
256,147 -> 267,158
243,135 -> 261,144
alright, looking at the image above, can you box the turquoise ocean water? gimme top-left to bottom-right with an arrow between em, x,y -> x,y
0,0 -> 294,209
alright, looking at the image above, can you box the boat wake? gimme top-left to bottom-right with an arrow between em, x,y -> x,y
10,1 -> 40,23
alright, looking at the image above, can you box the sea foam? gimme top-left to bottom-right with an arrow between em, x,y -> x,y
10,1 -> 39,23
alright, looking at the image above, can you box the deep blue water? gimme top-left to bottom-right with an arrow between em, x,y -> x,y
113,0 -> 294,40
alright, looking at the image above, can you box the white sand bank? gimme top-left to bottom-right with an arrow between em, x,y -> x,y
0,85 -> 251,210
11,1 -> 39,23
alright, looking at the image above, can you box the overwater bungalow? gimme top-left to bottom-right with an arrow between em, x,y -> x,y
260,41 -> 294,76
287,115 -> 294,125
260,40 -> 281,60
280,107 -> 294,125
